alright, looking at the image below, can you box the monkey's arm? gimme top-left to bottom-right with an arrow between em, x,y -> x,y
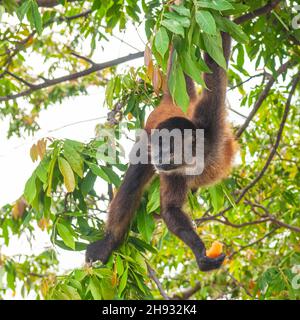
86,163 -> 155,263
160,174 -> 225,271
192,32 -> 231,143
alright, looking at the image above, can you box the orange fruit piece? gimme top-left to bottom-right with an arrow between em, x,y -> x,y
206,241 -> 223,258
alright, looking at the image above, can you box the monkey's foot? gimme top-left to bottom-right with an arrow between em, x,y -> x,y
85,239 -> 112,264
197,253 -> 226,272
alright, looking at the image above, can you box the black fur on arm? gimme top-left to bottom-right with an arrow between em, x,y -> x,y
192,32 -> 232,146
86,163 -> 155,264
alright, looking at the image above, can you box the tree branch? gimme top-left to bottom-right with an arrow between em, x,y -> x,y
146,262 -> 170,300
234,0 -> 282,25
229,228 -> 280,259
227,73 -> 265,92
237,73 -> 300,201
14,0 -> 81,7
245,200 -> 300,233
70,52 -> 96,65
0,51 -> 144,102
236,60 -> 294,137
5,71 -> 36,88
171,281 -> 201,300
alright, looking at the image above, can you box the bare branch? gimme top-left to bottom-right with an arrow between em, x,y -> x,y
5,71 -> 36,88
236,60 -> 294,137
229,228 -> 280,259
0,51 -> 144,102
146,262 -> 170,300
227,73 -> 265,92
70,52 -> 96,65
234,0 -> 282,25
269,217 -> 300,233
209,217 -> 270,228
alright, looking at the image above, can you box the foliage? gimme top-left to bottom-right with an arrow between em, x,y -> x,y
0,0 -> 300,300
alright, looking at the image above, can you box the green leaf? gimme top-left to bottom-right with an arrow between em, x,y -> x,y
100,278 -> 115,299
58,157 -> 76,192
147,180 -> 160,213
195,10 -> 217,35
30,0 -> 42,35
61,284 -> 81,300
137,209 -> 155,243
181,52 -> 206,88
236,43 -> 245,67
87,162 -> 109,182
170,4 -> 190,17
202,33 -> 227,69
197,0 -> 234,11
80,170 -> 96,196
161,19 -> 184,37
169,59 -> 189,112
24,173 -> 37,204
57,222 -> 75,250
92,0 -> 101,11
101,166 -> 120,187
214,15 -> 249,43
16,0 -> 31,21
154,27 -> 169,58
63,140 -> 84,178
164,12 -> 190,28
105,78 -> 115,108
55,240 -> 87,251
116,255 -> 124,276
129,236 -> 157,254
88,276 -> 102,300
35,156 -> 50,185
118,268 -> 128,296
221,182 -> 237,209
209,185 -> 224,212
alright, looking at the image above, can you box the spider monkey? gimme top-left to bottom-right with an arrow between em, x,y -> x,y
86,26 -> 237,271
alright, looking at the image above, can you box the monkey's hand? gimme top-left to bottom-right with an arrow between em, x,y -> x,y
197,253 -> 226,272
85,239 -> 112,265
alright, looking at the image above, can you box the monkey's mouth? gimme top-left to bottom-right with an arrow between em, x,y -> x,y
154,159 -> 196,172
154,163 -> 180,172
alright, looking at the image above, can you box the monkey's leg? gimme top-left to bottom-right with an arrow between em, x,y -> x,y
86,163 -> 155,264
160,175 -> 225,271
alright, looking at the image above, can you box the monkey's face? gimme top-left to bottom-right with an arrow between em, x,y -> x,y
150,117 -> 198,174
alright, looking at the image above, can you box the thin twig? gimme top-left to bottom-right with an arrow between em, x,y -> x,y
229,228 -> 279,259
236,60 -> 294,137
70,52 -> 96,65
146,262 -> 170,300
